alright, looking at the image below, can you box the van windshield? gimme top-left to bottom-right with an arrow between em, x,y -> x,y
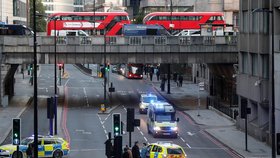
155,113 -> 175,122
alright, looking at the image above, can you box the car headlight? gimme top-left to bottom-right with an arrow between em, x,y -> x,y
153,126 -> 160,131
171,127 -> 178,131
140,104 -> 145,109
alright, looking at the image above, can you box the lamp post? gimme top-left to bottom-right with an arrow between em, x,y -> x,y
54,17 -> 58,135
93,0 -> 95,35
104,28 -> 107,109
252,2 -> 275,157
32,0 -> 39,158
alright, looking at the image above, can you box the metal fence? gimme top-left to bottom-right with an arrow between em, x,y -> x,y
207,97 -> 238,119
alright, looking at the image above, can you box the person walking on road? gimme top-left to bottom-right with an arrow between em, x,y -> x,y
140,143 -> 148,158
178,75 -> 183,87
132,141 -> 140,158
122,147 -> 130,158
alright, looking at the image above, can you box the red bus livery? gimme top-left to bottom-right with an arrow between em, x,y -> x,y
47,12 -> 130,36
120,64 -> 143,79
143,12 -> 225,31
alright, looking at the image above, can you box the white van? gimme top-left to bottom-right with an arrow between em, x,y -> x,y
51,30 -> 89,36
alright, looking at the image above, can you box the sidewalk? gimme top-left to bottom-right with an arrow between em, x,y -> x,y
0,69 -> 33,144
144,75 -> 278,158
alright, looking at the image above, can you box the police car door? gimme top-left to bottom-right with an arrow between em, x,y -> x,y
145,145 -> 152,158
43,139 -> 56,157
150,145 -> 159,158
37,140 -> 44,157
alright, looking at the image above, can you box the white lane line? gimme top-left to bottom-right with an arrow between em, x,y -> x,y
83,87 -> 89,107
137,127 -> 140,130
144,137 -> 148,142
46,88 -> 48,93
180,137 -> 185,142
106,135 -> 109,139
104,130 -> 107,134
186,143 -> 191,148
102,125 -> 105,129
140,131 -> 144,135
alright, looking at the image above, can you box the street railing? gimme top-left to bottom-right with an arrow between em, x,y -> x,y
207,97 -> 239,119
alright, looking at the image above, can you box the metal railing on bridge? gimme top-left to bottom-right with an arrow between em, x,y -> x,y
0,35 -> 238,46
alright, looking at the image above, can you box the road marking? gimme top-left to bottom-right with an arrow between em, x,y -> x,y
45,88 -> 48,92
137,127 -> 140,130
144,137 -> 148,142
102,125 -> 105,129
186,143 -> 191,148
83,87 -> 89,107
140,131 -> 144,135
104,130 -> 107,134
180,137 -> 185,142
187,132 -> 195,136
83,131 -> 92,135
75,129 -> 84,132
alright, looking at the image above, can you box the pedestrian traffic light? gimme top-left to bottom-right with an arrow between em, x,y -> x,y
113,113 -> 121,136
58,63 -> 63,70
12,118 -> 21,145
127,108 -> 135,132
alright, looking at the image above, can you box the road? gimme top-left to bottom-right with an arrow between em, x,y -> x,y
6,64 -> 242,158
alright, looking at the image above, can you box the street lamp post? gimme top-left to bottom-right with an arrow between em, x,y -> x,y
32,0 -> 39,158
104,28 -> 107,109
54,18 -> 58,135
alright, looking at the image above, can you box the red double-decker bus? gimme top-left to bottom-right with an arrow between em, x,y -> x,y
120,64 -> 143,79
143,12 -> 225,31
46,12 -> 130,36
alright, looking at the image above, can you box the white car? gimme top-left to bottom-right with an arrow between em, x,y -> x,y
139,94 -> 157,114
174,30 -> 201,36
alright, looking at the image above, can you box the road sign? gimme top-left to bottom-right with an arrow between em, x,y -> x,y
199,82 -> 204,91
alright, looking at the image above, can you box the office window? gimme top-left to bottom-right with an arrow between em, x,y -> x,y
242,52 -> 248,74
252,12 -> 259,33
261,54 -> 269,78
251,53 -> 258,76
242,11 -> 248,33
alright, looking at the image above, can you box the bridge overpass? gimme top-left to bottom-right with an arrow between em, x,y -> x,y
1,35 -> 238,64
0,35 -> 238,106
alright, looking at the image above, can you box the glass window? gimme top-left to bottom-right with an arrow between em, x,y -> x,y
261,54 -> 269,78
167,148 -> 183,154
242,52 -> 248,74
252,12 -> 259,33
180,16 -> 188,20
44,140 -> 55,145
152,145 -> 158,152
263,12 -> 269,34
159,16 -> 169,20
243,11 -> 249,33
151,16 -> 158,20
251,53 -> 258,76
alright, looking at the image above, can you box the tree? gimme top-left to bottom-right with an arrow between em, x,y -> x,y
29,0 -> 47,32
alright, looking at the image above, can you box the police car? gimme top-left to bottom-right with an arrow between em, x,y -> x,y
0,135 -> 70,158
145,141 -> 187,158
139,93 -> 157,114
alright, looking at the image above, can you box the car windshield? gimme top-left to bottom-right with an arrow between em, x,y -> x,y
21,138 -> 33,145
167,148 -> 183,154
142,96 -> 157,103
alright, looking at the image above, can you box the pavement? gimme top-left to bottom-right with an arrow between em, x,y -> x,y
0,66 -> 279,158
143,74 -> 279,158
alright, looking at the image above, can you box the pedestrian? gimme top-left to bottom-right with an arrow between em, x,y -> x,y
160,75 -> 166,91
178,75 -> 183,87
132,141 -> 140,158
122,147 -> 130,158
173,72 -> 178,83
140,143 -> 148,158
156,69 -> 160,81
26,143 -> 32,158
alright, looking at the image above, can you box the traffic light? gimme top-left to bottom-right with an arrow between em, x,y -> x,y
12,118 -> 21,145
105,64 -> 110,72
58,63 -> 63,70
113,113 -> 121,136
127,108 -> 135,132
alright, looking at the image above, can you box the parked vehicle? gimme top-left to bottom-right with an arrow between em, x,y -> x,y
122,24 -> 171,36
0,24 -> 34,36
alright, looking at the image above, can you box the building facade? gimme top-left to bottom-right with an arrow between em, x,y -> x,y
84,0 -> 126,12
237,0 -> 280,145
0,0 -> 27,24
42,0 -> 74,16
